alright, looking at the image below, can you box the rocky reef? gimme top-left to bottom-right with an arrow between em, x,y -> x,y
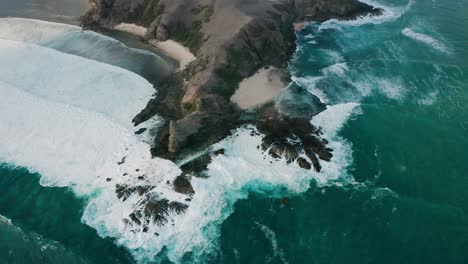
81,0 -> 382,229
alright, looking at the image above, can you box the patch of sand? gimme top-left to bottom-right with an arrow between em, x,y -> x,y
230,67 -> 286,109
149,39 -> 196,71
294,21 -> 308,31
114,23 -> 148,36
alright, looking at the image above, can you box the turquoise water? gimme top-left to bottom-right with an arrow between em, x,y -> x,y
0,165 -> 133,264
1,0 -> 468,263
218,0 -> 468,263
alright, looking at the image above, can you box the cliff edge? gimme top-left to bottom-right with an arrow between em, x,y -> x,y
80,0 -> 381,232
82,0 -> 380,161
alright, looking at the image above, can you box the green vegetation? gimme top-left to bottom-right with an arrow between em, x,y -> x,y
172,20 -> 204,54
215,48 -> 256,100
139,0 -> 164,26
172,5 -> 214,54
191,4 -> 214,22
183,102 -> 195,112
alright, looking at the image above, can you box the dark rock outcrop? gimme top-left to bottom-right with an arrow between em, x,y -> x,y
81,0 -> 383,228
81,0 -> 381,160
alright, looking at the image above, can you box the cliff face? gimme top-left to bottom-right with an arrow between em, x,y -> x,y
85,0 -> 379,100
81,0 -> 382,232
83,0 -> 380,159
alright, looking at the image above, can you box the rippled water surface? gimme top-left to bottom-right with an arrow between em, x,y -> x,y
1,0 -> 468,263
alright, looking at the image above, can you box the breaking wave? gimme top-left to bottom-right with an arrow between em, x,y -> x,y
0,215 -> 88,264
401,27 -> 450,54
0,24 -> 359,263
318,0 -> 415,31
0,17 -> 173,82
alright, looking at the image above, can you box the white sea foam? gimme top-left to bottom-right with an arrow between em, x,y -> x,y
291,76 -> 328,103
320,49 -> 345,64
321,62 -> 349,77
353,76 -> 406,100
312,103 -> 361,181
256,222 -> 288,264
319,0 -> 415,31
0,21 -> 361,264
401,28 -> 450,54
417,90 -> 439,105
0,39 -> 153,127
0,41 -> 185,260
312,103 -> 361,138
0,18 -> 172,78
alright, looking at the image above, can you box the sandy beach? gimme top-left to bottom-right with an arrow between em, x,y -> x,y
113,23 -> 195,71
230,67 -> 286,109
114,23 -> 147,36
149,39 -> 196,70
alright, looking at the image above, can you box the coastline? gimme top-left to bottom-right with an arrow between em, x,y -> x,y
78,0 -> 385,247
148,39 -> 196,71
112,23 -> 196,71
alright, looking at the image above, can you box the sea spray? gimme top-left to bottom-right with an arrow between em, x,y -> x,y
0,39 -> 154,127
318,0 -> 415,31
0,14 -> 378,264
0,36 -> 359,263
0,17 -> 172,82
402,28 -> 451,54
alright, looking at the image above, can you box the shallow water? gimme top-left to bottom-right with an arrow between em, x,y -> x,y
1,0 -> 468,263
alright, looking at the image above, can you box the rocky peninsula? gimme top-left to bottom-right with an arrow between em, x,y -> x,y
80,0 -> 382,227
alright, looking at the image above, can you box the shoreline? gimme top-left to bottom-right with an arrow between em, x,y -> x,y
80,0 -> 385,237
112,23 -> 196,71
148,39 -> 196,71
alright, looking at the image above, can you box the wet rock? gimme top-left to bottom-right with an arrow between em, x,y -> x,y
297,157 -> 311,170
134,127 -> 147,135
283,144 -> 300,163
294,0 -> 383,22
304,148 -> 321,172
116,184 -> 153,201
129,213 -> 142,226
84,0 -> 384,165
173,176 -> 195,196
214,148 -> 225,156
82,0 -> 386,231
255,104 -> 329,172
179,153 -> 212,178
117,156 -> 126,165
318,149 -> 333,162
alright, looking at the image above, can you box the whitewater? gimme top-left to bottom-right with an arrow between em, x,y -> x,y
0,18 -> 360,263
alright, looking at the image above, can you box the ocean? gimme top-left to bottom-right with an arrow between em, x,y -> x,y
0,0 -> 467,263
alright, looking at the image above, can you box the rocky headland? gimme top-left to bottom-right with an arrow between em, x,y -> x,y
80,0 -> 382,229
